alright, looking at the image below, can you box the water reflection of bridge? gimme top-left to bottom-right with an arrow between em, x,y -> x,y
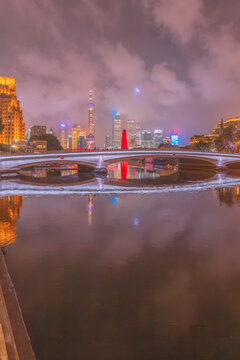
1,176 -> 240,196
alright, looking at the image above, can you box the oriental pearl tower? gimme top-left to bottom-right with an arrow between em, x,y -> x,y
86,90 -> 95,150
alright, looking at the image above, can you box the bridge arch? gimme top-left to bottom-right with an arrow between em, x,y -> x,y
3,159 -> 97,172
104,153 -> 218,167
224,160 -> 240,168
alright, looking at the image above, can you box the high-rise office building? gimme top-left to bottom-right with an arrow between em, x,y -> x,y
105,134 -> 111,149
0,77 -> 25,145
59,123 -> 70,149
112,111 -> 122,148
68,135 -> 72,149
72,125 -> 86,149
86,90 -> 95,149
72,125 -> 80,149
153,129 -> 163,148
135,122 -> 141,147
141,130 -> 153,148
78,133 -> 86,149
127,119 -> 137,148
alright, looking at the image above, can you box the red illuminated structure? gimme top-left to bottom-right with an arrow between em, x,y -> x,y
121,161 -> 128,179
121,129 -> 128,150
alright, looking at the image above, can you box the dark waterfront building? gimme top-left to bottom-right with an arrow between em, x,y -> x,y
78,134 -> 87,149
30,125 -> 46,138
104,134 -> 111,149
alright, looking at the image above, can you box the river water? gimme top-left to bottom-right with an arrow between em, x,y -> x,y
2,161 -> 240,359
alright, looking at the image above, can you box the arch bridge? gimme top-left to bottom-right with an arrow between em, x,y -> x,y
1,150 -> 240,174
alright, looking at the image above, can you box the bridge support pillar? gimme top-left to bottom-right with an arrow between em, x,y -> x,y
94,155 -> 108,175
216,157 -> 227,171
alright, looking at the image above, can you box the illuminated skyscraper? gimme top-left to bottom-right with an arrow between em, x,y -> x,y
72,125 -> 86,149
153,129 -> 163,148
112,111 -> 122,148
0,77 -> 25,145
78,133 -> 86,149
127,119 -> 138,148
135,122 -> 141,147
86,90 -> 95,150
72,126 -> 79,150
104,134 -> 111,149
59,123 -> 70,149
141,130 -> 153,148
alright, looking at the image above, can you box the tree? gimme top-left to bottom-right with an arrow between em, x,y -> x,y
0,143 -> 9,153
30,134 -> 62,151
195,140 -> 211,152
214,124 -> 236,152
0,116 -> 4,134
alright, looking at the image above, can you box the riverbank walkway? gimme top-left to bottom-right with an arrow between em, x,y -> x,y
0,249 -> 35,359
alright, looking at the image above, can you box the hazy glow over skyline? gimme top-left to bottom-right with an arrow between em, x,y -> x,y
1,0 -> 240,145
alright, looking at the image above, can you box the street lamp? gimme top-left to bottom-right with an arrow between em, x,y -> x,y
10,140 -> 17,155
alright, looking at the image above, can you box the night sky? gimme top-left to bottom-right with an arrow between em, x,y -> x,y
1,0 -> 240,145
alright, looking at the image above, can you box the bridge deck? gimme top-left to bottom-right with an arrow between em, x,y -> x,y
1,150 -> 240,173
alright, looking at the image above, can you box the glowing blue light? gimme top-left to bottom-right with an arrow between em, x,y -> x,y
113,110 -> 118,119
60,124 -> 65,128
112,194 -> 117,204
134,217 -> 140,227
135,87 -> 140,94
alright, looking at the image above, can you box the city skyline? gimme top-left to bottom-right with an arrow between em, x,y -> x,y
2,0 -> 240,145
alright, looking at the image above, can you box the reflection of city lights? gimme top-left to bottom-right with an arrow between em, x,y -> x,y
112,194 -> 117,204
134,217 -> 140,228
97,177 -> 104,191
87,194 -> 93,226
87,203 -> 93,211
235,185 -> 240,196
0,196 -> 23,246
121,161 -> 128,179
